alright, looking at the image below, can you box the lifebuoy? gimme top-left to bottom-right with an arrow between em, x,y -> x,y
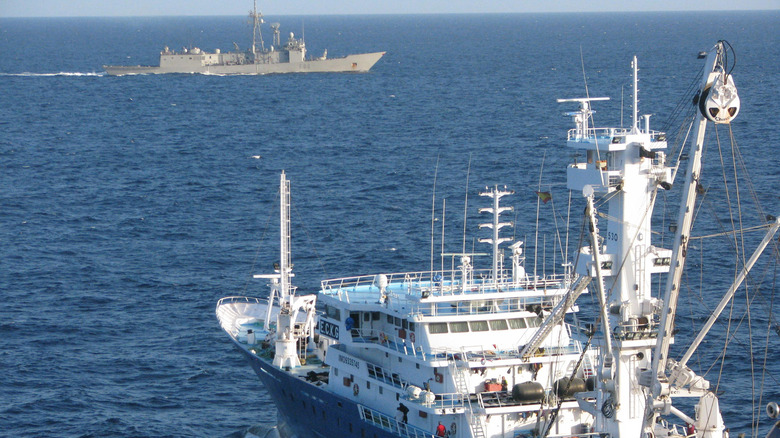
435,373 -> 443,384
410,332 -> 415,343
353,383 -> 359,396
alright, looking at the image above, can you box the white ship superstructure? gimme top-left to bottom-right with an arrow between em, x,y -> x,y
217,41 -> 779,438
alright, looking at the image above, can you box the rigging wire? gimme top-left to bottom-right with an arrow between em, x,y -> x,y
543,335 -> 594,438
461,154 -> 472,255
430,154 -> 440,275
668,121 -> 780,434
242,188 -> 278,295
292,201 -> 329,280
661,63 -> 705,135
757,259 -> 778,435
680,187 -> 780,390
533,152 -> 546,279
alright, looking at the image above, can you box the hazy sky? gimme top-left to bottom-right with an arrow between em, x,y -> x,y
2,0 -> 779,17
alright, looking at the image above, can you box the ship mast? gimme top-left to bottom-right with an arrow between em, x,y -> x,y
478,186 -> 514,283
563,54 -> 674,437
279,171 -> 292,304
648,41 -> 743,435
250,0 -> 265,55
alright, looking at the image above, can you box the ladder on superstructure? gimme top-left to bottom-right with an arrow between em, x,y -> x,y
518,276 -> 591,361
449,353 -> 487,438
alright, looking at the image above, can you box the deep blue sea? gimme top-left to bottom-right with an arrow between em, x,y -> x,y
1,11 -> 778,438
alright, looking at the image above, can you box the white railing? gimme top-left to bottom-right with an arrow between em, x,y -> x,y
215,296 -> 266,336
358,405 -> 435,438
320,270 -> 571,314
346,328 -> 427,359
565,127 -> 665,142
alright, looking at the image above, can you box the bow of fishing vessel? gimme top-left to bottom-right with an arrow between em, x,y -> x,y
216,41 -> 779,438
217,171 -> 588,438
103,1 -> 385,76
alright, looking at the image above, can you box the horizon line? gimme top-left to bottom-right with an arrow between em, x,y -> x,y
2,8 -> 778,19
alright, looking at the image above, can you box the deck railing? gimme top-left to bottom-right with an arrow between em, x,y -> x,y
322,270 -> 569,297
565,127 -> 665,142
358,405 -> 435,438
347,328 -> 428,359
215,296 -> 266,336
320,270 -> 572,319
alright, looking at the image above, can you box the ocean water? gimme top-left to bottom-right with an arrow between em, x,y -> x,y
1,11 -> 779,437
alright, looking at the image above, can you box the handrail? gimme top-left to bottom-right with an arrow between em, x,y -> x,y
320,271 -> 572,317
358,405 -> 435,438
216,295 -> 265,306
321,270 -> 570,297
215,296 -> 268,336
565,127 -> 666,142
348,328 -> 426,359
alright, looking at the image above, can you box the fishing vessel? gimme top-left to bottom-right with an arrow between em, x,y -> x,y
216,41 -> 779,438
103,1 -> 384,76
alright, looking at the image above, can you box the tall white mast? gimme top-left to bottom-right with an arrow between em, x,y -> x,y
478,186 -> 514,283
564,54 -> 676,437
650,41 -> 739,394
279,171 -> 291,303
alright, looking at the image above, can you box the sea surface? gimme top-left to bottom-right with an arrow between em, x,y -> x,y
1,11 -> 779,438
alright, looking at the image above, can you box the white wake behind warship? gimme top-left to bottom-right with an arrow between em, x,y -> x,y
216,41 -> 780,438
103,1 -> 384,76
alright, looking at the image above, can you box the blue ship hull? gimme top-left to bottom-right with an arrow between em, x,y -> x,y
238,346 -> 422,438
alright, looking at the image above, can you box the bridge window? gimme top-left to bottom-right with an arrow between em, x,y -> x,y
429,323 -> 448,334
449,322 -> 469,333
508,318 -> 527,329
469,321 -> 489,332
325,305 -> 340,320
490,320 -> 508,330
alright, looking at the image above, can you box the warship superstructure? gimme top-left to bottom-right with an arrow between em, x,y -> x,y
103,1 -> 384,76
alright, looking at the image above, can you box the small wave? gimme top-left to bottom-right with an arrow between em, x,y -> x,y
0,72 -> 105,77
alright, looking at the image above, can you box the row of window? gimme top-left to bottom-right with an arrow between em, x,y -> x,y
324,305 -> 418,332
387,314 -> 415,331
428,317 -> 542,334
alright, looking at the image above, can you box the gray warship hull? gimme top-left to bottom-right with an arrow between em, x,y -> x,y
103,50 -> 385,76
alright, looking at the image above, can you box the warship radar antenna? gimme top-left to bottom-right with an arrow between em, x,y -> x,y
271,23 -> 281,47
249,0 -> 265,54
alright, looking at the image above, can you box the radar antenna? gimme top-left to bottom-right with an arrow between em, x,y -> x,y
249,0 -> 265,55
271,23 -> 281,47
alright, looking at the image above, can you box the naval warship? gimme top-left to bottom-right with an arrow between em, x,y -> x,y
103,1 -> 385,76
